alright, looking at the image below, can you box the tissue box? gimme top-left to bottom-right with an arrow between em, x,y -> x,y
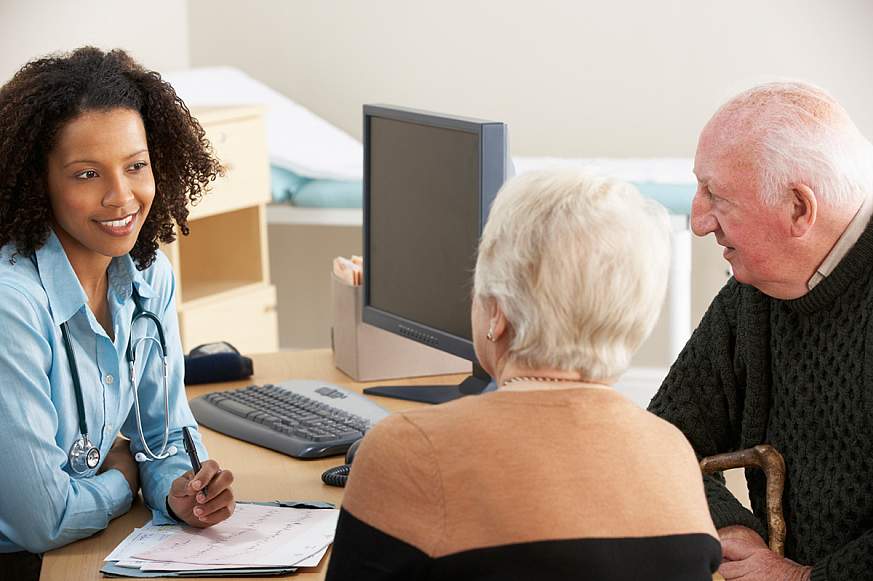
331,273 -> 471,381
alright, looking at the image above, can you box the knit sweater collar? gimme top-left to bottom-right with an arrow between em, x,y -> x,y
785,216 -> 873,314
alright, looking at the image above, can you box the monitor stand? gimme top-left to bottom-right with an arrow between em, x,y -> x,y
363,361 -> 493,404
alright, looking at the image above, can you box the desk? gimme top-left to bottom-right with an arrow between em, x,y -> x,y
41,349 -> 438,581
42,349 -> 724,581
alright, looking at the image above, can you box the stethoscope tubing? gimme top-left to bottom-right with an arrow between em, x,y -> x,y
59,322 -> 89,440
128,337 -> 173,462
63,293 -> 175,474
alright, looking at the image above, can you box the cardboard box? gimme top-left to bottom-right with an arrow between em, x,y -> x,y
331,273 -> 471,381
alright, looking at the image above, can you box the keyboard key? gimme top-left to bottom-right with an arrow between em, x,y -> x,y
216,399 -> 258,418
334,430 -> 363,440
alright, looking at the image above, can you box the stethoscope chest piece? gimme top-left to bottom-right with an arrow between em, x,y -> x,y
69,435 -> 100,474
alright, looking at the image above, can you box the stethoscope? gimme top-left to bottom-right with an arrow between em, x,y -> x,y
62,289 -> 177,474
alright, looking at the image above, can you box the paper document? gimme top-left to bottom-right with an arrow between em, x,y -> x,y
105,522 -> 180,562
132,503 -> 339,567
138,546 -> 329,571
333,255 -> 363,286
103,503 -> 338,576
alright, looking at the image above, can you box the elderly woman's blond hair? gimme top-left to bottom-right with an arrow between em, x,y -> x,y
473,169 -> 671,381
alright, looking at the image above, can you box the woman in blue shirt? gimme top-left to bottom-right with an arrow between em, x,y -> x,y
0,47 -> 236,579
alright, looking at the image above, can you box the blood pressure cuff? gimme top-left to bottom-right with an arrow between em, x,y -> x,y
184,342 -> 254,385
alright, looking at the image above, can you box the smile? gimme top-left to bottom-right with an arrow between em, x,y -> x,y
94,210 -> 139,236
98,214 -> 135,228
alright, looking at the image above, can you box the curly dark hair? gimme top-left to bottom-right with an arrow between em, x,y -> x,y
0,46 -> 222,269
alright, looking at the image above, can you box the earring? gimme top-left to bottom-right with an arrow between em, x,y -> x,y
486,327 -> 495,342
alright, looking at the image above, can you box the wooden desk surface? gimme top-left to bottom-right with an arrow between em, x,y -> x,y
41,349 -> 724,581
41,349 -> 451,581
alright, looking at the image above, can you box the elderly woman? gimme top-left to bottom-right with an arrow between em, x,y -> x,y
326,170 -> 721,580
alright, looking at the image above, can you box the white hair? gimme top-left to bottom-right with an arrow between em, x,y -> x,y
473,169 -> 671,381
711,81 -> 873,208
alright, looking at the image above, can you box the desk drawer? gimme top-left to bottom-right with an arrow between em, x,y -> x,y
190,113 -> 270,220
179,284 -> 278,354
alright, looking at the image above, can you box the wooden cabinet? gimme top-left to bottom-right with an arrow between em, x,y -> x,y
162,106 -> 278,354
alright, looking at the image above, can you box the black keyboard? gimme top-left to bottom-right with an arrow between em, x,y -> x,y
189,380 -> 390,459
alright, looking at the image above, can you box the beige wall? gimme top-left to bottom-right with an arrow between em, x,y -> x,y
0,0 -> 190,84
188,0 -> 873,157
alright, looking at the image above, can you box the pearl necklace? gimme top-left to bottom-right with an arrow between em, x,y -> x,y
502,376 -> 583,385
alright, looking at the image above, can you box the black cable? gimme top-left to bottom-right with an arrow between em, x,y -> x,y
321,464 -> 351,487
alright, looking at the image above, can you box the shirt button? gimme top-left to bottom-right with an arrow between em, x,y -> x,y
105,374 -> 114,384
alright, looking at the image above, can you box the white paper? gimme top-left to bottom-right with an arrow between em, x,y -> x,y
138,561 -> 271,571
104,523 -> 182,562
138,544 -> 329,571
293,544 -> 330,568
133,503 -> 339,567
113,560 -> 148,569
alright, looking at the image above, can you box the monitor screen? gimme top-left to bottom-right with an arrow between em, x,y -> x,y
368,116 -> 479,341
362,105 -> 507,363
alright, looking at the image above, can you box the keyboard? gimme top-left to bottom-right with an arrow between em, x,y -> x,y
189,380 -> 390,459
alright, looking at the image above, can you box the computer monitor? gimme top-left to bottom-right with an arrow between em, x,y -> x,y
361,104 -> 508,404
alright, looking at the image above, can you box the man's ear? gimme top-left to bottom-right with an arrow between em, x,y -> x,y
789,184 -> 817,238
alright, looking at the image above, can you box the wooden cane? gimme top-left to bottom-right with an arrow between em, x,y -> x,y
699,444 -> 786,557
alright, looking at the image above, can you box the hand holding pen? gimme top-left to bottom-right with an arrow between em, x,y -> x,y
167,426 -> 236,528
182,427 -> 206,496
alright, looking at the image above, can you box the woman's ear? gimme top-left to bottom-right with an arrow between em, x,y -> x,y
488,298 -> 509,343
789,183 -> 817,238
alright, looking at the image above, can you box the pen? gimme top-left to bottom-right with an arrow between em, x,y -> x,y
182,426 -> 207,496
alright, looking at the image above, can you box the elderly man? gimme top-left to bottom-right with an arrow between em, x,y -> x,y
649,81 -> 873,581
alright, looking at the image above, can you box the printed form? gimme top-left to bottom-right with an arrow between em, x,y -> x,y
105,503 -> 338,572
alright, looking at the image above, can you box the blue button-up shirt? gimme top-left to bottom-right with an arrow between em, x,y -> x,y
0,230 -> 207,553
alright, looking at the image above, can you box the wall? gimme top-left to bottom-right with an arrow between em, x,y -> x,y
268,223 -> 362,350
0,0 -> 190,84
188,0 -> 873,157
